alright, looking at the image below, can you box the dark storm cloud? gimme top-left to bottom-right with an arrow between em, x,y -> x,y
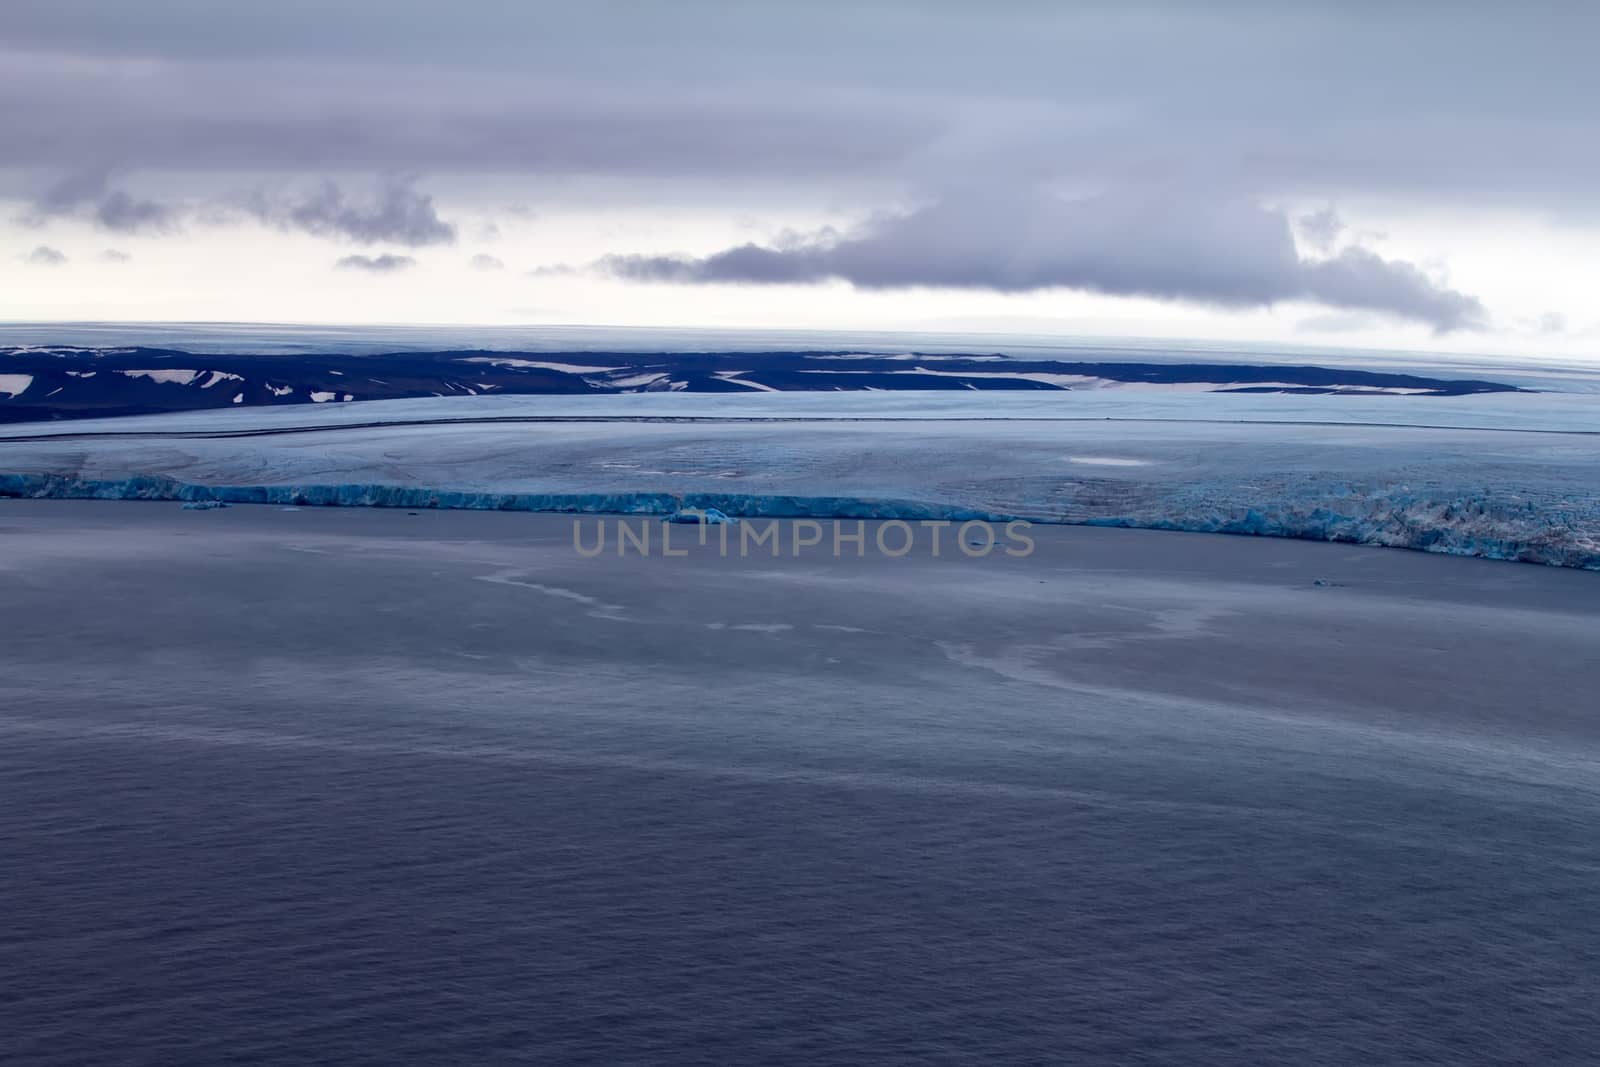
603,188 -> 1485,332
334,253 -> 417,273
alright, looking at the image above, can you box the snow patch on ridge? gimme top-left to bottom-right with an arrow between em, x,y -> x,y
460,357 -> 624,374
122,369 -> 202,385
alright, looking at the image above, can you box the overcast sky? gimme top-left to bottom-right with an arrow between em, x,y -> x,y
4,1 -> 1598,356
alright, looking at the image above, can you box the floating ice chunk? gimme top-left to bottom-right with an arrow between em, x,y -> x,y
1068,455 -> 1151,467
663,506 -> 737,525
181,499 -> 230,510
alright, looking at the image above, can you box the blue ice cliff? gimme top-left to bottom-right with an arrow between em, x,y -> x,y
2,473 -> 1595,570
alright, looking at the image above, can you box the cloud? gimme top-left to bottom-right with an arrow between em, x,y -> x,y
600,187 -> 1486,332
0,5 -> 1574,341
24,171 -> 454,247
31,168 -> 111,216
1296,207 -> 1344,253
93,189 -> 180,233
242,178 -> 456,246
24,245 -> 67,266
469,253 -> 505,271
98,248 -> 132,263
24,168 -> 181,234
1297,248 -> 1483,333
525,263 -> 579,279
2,4 -> 1599,217
334,252 -> 417,273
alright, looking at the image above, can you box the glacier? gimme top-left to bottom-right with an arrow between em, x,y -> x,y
1,390 -> 1596,570
1,472 -> 1594,569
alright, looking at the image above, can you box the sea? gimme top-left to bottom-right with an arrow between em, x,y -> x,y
3,503 -> 1598,1064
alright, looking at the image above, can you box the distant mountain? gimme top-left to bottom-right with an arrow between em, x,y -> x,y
0,346 -> 1524,423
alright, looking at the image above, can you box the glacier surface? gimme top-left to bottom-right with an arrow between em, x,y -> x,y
1,391 -> 1595,569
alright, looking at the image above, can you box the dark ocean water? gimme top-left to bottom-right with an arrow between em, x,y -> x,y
4,504 -> 1599,1064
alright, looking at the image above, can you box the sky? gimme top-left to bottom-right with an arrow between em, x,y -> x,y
3,1 -> 1598,358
